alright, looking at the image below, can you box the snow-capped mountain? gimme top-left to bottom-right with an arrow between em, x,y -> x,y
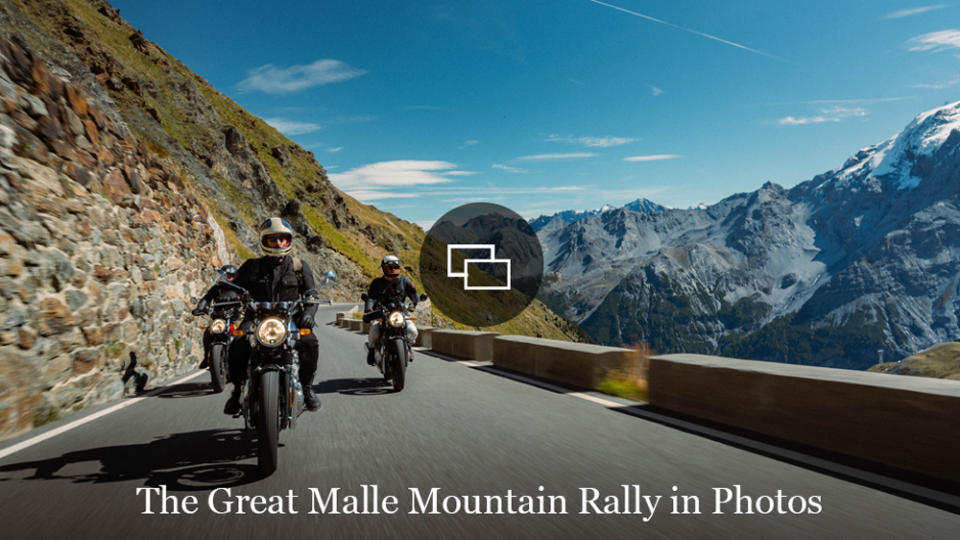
538,100 -> 960,370
528,198 -> 666,232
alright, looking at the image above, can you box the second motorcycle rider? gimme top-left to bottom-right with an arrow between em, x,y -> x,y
223,217 -> 321,414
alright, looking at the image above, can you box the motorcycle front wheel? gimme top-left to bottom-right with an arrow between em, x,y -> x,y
256,370 -> 280,475
209,344 -> 227,393
390,339 -> 406,392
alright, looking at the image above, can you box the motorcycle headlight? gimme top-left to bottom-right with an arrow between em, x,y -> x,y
256,318 -> 287,347
387,311 -> 405,328
208,319 -> 227,334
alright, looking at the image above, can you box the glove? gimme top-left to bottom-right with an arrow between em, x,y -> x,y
298,314 -> 315,329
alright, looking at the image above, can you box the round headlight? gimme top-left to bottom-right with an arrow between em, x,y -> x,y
257,318 -> 287,347
387,311 -> 405,328
209,319 -> 227,334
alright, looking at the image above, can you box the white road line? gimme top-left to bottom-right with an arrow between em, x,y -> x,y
0,370 -> 206,461
567,392 -> 629,408
455,360 -> 484,367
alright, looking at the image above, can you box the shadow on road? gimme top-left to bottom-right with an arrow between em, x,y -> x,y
153,382 -> 218,399
313,377 -> 393,396
0,429 -> 262,490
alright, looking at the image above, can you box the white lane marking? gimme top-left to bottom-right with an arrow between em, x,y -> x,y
0,370 -> 206,461
567,392 -> 630,408
456,360 -> 484,367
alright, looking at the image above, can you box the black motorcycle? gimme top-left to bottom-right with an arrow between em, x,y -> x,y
235,297 -> 317,474
362,293 -> 427,391
196,298 -> 244,393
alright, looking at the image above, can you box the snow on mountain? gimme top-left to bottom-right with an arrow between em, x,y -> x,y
539,100 -> 960,369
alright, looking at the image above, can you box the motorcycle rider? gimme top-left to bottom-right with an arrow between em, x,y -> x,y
365,255 -> 419,366
223,217 -> 321,414
192,265 -> 242,368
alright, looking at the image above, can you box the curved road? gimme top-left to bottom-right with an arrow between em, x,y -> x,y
1,305 -> 958,539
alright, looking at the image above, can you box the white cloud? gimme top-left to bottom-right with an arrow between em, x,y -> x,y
345,190 -> 421,201
463,140 -> 479,146
883,5 -> 949,19
238,59 -> 366,94
492,163 -> 527,173
907,29 -> 960,52
329,160 -> 464,190
516,152 -> 596,161
648,85 -> 664,96
327,146 -> 344,153
777,106 -> 868,126
624,154 -> 681,162
547,134 -> 637,147
264,117 -> 324,135
912,74 -> 960,89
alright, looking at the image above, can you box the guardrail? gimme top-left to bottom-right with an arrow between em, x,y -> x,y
333,313 -> 960,483
649,354 -> 960,484
429,330 -> 499,362
494,335 -> 643,389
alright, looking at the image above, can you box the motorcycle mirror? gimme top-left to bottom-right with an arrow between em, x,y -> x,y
419,293 -> 428,301
361,293 -> 369,301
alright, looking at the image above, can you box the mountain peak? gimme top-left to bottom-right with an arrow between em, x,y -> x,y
826,100 -> 960,192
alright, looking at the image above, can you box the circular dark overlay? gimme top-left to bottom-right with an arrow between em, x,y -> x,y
420,203 -> 543,327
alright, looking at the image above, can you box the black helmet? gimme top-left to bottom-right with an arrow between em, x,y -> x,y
219,265 -> 238,280
381,255 -> 401,278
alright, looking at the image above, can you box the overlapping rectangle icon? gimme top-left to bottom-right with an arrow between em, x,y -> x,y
446,244 -> 512,290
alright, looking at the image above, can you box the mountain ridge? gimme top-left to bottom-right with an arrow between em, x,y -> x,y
539,99 -> 960,369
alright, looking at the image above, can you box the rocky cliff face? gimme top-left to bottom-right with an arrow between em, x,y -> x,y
0,33 -> 223,435
540,100 -> 960,370
0,0 -> 584,440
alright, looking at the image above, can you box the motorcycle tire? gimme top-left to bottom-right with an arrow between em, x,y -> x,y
208,344 -> 227,393
391,339 -> 406,392
256,370 -> 280,475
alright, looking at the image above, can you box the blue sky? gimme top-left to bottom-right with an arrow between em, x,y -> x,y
110,0 -> 960,226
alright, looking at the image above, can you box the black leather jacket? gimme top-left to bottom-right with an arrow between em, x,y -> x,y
365,276 -> 418,311
234,256 -> 318,325
195,279 -> 243,313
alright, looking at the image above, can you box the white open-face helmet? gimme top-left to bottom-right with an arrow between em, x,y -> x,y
381,255 -> 401,278
259,217 -> 294,256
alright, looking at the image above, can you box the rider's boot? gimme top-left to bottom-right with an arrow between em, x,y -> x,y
300,369 -> 321,411
223,385 -> 241,415
366,343 -> 376,366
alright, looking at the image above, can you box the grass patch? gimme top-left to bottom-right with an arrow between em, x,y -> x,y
597,377 -> 649,402
32,406 -> 60,428
870,342 -> 960,380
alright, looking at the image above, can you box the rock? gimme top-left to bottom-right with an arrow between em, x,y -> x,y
43,354 -> 72,384
22,93 -> 47,118
102,169 -> 130,200
122,164 -> 141,193
17,328 -> 35,350
83,118 -> 99,145
72,347 -> 102,375
65,85 -> 88,117
63,162 -> 93,187
80,326 -> 104,346
31,60 -> 50,95
65,288 -> 87,310
0,124 -> 15,162
63,106 -> 84,136
38,297 -> 77,335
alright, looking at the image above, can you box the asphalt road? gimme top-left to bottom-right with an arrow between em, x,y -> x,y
1,305 -> 958,539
